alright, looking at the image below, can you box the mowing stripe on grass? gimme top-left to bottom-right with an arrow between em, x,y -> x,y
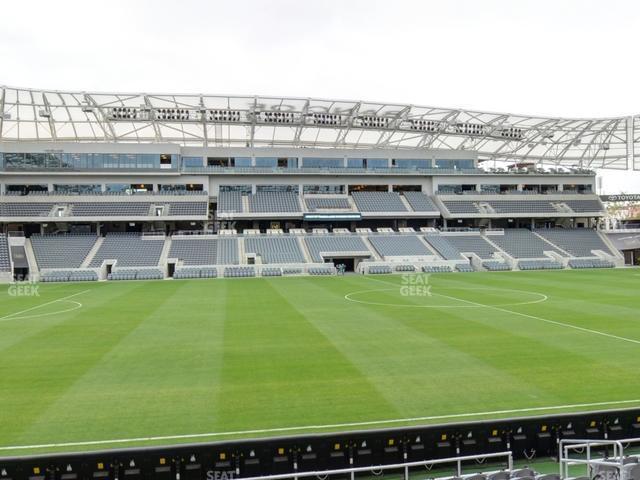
368,276 -> 640,346
2,398 -> 640,452
431,291 -> 640,346
0,290 -> 90,323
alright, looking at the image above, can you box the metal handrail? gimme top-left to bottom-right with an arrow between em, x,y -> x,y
558,438 -> 640,479
239,451 -> 513,480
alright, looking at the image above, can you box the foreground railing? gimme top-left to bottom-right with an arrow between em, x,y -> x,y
559,437 -> 640,479
240,451 -> 514,480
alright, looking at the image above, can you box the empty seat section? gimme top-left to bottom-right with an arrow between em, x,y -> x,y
568,258 -> 615,269
169,238 -> 218,265
305,197 -> 351,210
489,229 -> 566,258
442,201 -> 480,214
216,238 -> 239,264
304,236 -> 371,262
0,203 -> 54,216
535,229 -> 614,256
217,192 -> 243,213
40,269 -> 98,282
564,200 -> 604,213
483,260 -> 511,271
168,202 -> 208,216
224,266 -> 255,277
422,265 -> 452,273
423,235 -> 464,260
31,234 -> 98,268
368,235 -> 431,257
368,265 -> 392,274
403,192 -> 439,212
248,192 -> 301,213
489,200 -> 557,214
174,266 -> 217,279
0,234 -> 11,271
245,237 -> 305,263
518,259 -> 564,270
443,235 -> 498,259
455,263 -> 475,272
261,267 -> 282,277
71,202 -> 151,216
395,264 -> 415,272
109,267 -> 164,280
308,266 -> 335,275
351,192 -> 407,212
89,234 -> 164,267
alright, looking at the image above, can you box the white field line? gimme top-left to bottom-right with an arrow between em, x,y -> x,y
344,286 -> 548,308
2,399 -> 640,452
366,276 -> 640,346
9,301 -> 84,320
0,290 -> 90,323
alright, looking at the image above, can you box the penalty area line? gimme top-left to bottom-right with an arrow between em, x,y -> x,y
0,290 -> 91,323
2,399 -> 640,452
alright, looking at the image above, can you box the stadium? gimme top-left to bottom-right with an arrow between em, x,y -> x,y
0,83 -> 639,480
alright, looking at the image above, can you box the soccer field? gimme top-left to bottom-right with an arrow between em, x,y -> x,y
1,269 -> 639,457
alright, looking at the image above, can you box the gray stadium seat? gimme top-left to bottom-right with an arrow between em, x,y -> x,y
443,235 -> 499,259
89,233 -> 164,267
0,234 -> 11,272
351,192 -> 407,212
304,236 -> 371,262
71,202 -> 151,216
535,229 -> 614,257
245,237 -> 305,263
402,192 -> 439,212
489,230 -> 566,258
248,192 -> 301,213
217,192 -> 243,213
368,235 -> 431,257
424,235 -> 465,260
167,202 -> 208,216
305,197 -> 351,210
169,238 -> 218,265
31,234 -> 98,269
0,203 -> 55,216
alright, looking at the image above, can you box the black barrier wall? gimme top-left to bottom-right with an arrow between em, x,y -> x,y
2,408 -> 640,480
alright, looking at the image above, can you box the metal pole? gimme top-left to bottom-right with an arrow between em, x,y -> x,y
349,449 -> 354,480
403,446 -> 408,480
456,435 -> 461,477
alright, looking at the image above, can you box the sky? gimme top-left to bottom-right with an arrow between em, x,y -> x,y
0,0 -> 638,192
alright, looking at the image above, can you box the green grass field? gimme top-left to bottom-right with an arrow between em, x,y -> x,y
1,269 -> 639,457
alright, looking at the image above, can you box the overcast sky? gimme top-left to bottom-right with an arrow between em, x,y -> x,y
1,0 -> 638,192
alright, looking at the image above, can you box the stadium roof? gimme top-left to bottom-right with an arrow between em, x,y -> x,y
1,85 -> 638,170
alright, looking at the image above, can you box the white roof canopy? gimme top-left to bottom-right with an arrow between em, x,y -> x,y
1,85 -> 637,170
